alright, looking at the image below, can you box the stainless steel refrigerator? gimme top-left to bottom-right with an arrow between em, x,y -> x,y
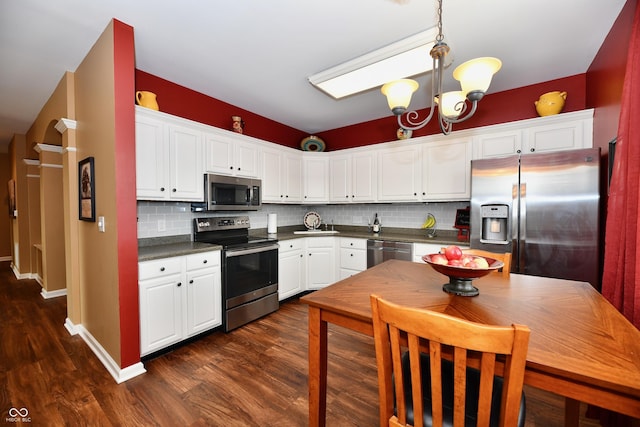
470,148 -> 601,288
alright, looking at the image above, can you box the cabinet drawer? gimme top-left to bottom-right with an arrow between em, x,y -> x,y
340,248 -> 367,271
139,257 -> 183,280
340,237 -> 367,250
186,251 -> 220,271
279,239 -> 304,253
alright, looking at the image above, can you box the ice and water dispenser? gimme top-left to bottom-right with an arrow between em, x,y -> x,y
480,204 -> 509,244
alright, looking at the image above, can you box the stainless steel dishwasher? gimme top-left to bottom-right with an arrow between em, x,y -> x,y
367,239 -> 413,267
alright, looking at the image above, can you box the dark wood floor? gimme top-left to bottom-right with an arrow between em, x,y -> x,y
0,260 -> 604,426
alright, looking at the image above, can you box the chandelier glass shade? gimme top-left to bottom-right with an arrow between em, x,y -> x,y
381,0 -> 501,135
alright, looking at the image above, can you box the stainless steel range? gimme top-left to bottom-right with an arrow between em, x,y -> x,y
193,216 -> 279,332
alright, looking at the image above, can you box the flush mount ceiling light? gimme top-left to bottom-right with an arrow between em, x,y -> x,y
382,0 -> 501,135
308,27 -> 442,99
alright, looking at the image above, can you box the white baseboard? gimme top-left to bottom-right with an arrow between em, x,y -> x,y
0,256 -> 11,262
75,324 -> 146,384
64,317 -> 79,335
41,287 -> 67,299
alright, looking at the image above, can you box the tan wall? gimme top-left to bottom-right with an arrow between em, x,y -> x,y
0,152 -> 11,259
10,134 -> 31,275
74,20 -> 122,364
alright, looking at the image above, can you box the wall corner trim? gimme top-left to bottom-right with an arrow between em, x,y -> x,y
55,118 -> 77,134
76,324 -> 146,383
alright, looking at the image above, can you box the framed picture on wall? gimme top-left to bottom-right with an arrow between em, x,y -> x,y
79,157 -> 95,221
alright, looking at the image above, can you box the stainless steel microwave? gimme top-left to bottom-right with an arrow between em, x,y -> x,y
193,174 -> 261,211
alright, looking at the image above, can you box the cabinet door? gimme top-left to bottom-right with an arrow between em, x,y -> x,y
278,242 -> 305,300
303,155 -> 329,203
261,148 -> 282,202
282,152 -> 302,203
473,130 -> 522,160
135,113 -> 168,200
329,154 -> 351,203
422,138 -> 472,201
186,267 -> 221,336
139,275 -> 183,355
204,133 -> 234,175
168,124 -> 204,201
352,152 -> 376,202
525,119 -> 589,154
235,142 -> 260,178
377,145 -> 421,201
306,238 -> 336,290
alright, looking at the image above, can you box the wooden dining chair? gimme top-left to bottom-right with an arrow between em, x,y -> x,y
370,294 -> 530,427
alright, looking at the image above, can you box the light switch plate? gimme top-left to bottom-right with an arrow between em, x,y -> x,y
98,216 -> 105,232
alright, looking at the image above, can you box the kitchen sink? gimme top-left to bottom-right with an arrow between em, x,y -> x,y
293,230 -> 340,235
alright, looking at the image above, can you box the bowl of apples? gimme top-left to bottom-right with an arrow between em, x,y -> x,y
422,245 -> 504,297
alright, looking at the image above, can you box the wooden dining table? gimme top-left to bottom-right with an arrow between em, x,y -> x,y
300,259 -> 640,427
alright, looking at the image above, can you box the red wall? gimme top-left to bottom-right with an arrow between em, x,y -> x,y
114,20 -> 140,368
135,70 -> 307,149
319,75 -> 587,150
587,0 -> 637,151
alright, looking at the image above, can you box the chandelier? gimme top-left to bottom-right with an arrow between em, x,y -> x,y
381,0 -> 501,135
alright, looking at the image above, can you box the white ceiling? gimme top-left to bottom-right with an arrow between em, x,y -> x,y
0,0 -> 627,152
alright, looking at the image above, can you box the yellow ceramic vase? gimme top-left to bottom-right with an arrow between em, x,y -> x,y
135,91 -> 159,111
535,91 -> 566,117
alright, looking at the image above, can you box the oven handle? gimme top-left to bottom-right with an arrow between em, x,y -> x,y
225,243 -> 279,258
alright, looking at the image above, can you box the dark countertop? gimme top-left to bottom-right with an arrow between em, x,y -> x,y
138,226 -> 468,262
138,235 -> 222,262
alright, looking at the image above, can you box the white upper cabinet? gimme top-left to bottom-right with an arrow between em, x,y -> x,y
329,150 -> 377,203
261,146 -> 302,203
135,107 -> 203,201
203,131 -> 260,178
303,153 -> 330,204
473,109 -> 593,159
377,144 -> 422,202
422,137 -> 473,201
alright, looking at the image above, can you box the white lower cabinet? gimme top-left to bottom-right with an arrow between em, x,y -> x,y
339,237 -> 367,279
278,239 -> 305,301
306,237 -> 337,290
139,250 -> 221,356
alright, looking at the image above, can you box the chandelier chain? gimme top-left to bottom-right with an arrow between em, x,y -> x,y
436,0 -> 444,42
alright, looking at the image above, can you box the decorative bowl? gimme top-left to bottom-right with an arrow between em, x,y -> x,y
422,254 -> 504,297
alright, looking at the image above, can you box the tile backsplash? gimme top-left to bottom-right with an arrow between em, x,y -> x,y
136,201 -> 470,239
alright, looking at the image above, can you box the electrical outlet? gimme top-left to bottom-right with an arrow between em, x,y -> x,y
158,219 -> 166,232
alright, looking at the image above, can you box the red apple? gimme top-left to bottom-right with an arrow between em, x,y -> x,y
444,245 -> 463,261
430,254 -> 448,265
448,259 -> 463,267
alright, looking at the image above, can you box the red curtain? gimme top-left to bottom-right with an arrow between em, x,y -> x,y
602,1 -> 640,330
597,2 -> 640,426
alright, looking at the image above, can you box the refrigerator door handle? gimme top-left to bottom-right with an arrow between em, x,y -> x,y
519,182 -> 527,272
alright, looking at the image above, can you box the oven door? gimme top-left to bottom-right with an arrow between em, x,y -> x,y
223,243 -> 279,310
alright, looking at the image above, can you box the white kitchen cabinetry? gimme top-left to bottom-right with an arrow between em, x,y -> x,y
473,110 -> 593,159
139,250 -> 221,356
135,107 -> 204,201
261,147 -> 302,203
377,144 -> 422,202
412,242 -> 469,263
278,239 -> 305,300
203,131 -> 260,178
303,153 -> 330,204
339,237 -> 367,279
329,150 -> 377,203
421,137 -> 472,201
306,237 -> 337,290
